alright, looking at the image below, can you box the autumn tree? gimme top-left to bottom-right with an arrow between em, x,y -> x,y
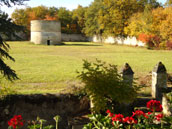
45,7 -> 58,20
98,0 -> 142,37
83,0 -> 104,36
159,7 -> 172,41
12,6 -> 78,34
124,7 -> 154,37
72,5 -> 87,34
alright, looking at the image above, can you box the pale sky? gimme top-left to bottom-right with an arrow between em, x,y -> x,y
0,0 -> 167,17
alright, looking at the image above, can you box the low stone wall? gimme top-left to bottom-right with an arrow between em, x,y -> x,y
92,35 -> 145,47
0,94 -> 89,129
61,34 -> 89,42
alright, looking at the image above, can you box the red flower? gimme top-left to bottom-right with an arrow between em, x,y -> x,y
147,100 -> 163,112
106,109 -> 111,114
8,115 -> 24,129
132,110 -> 148,118
106,109 -> 114,117
147,112 -> 152,115
112,114 -> 124,123
155,114 -> 163,121
123,116 -> 137,124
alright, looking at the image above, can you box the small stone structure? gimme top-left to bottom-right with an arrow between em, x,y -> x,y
152,62 -> 167,100
120,63 -> 134,87
31,20 -> 61,45
151,62 -> 172,116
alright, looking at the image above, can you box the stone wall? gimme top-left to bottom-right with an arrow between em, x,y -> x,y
61,34 -> 89,42
0,94 -> 89,129
92,35 -> 145,47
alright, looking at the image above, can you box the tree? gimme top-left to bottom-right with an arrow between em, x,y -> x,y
83,0 -> 104,36
0,0 -> 27,81
99,0 -> 159,37
12,6 -> 76,34
72,5 -> 87,34
124,7 -> 154,37
78,59 -> 137,112
165,0 -> 172,6
160,7 -> 172,41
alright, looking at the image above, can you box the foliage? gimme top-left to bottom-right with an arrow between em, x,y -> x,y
11,6 -> 81,35
166,91 -> 172,108
84,100 -> 172,129
72,5 -> 87,34
0,0 -> 28,7
8,115 -> 60,129
124,7 -> 154,37
83,0 -> 161,37
138,33 -> 161,49
0,12 -> 19,81
98,0 -> 144,37
83,0 -> 103,36
77,59 -> 137,112
126,6 -> 172,49
0,0 -> 26,82
83,114 -> 113,129
159,7 -> 172,41
0,12 -> 24,40
12,6 -> 51,38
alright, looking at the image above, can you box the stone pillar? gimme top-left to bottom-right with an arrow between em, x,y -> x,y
162,94 -> 172,116
152,62 -> 167,101
120,63 -> 134,87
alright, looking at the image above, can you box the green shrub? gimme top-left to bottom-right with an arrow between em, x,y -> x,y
77,59 -> 138,112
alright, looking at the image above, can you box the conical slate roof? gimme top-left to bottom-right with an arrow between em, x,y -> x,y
153,62 -> 166,73
120,63 -> 134,75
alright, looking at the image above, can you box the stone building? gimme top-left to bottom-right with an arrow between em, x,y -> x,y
31,20 -> 61,45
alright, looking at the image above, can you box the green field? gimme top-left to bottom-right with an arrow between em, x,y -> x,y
1,41 -> 172,94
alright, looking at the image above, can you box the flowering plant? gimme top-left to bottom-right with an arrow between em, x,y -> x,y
8,115 -> 60,129
147,100 -> 163,112
8,115 -> 24,129
83,100 -> 171,129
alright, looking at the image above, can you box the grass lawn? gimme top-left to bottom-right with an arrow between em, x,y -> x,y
1,41 -> 172,94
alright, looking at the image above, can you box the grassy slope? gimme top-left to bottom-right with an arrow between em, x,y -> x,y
1,41 -> 172,94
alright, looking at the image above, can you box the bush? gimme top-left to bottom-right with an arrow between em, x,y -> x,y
84,100 -> 172,129
138,33 -> 161,49
77,59 -> 137,113
166,40 -> 172,50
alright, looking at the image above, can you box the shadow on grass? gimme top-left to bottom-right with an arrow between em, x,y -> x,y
55,42 -> 103,46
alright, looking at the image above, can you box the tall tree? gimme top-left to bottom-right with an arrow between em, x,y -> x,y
0,0 -> 27,81
83,0 -> 103,36
99,0 -> 161,37
72,5 -> 87,34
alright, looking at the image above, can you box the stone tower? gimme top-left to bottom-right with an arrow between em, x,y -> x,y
31,20 -> 61,45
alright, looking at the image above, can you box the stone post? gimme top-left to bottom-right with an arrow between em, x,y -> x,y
152,62 -> 167,101
162,94 -> 172,116
120,63 -> 134,87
